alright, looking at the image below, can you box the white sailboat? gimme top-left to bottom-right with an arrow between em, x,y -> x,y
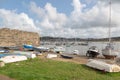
102,0 -> 119,59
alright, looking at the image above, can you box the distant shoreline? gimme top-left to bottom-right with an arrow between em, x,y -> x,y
40,36 -> 120,42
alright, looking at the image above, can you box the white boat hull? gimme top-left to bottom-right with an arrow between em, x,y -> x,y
86,59 -> 120,72
47,54 -> 57,58
102,49 -> 119,59
54,46 -> 65,53
0,55 -> 27,63
14,51 -> 36,58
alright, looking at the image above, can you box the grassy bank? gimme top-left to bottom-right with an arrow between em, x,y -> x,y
0,58 -> 120,80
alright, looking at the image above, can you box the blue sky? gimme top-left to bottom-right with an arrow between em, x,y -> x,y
0,0 -> 96,14
0,0 -> 73,15
0,0 -> 120,38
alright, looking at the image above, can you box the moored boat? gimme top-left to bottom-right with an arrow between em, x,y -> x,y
61,53 -> 74,59
102,0 -> 119,59
54,46 -> 65,53
102,43 -> 118,59
0,55 -> 27,63
33,46 -> 49,52
23,44 -> 33,51
86,59 -> 120,72
86,46 -> 100,58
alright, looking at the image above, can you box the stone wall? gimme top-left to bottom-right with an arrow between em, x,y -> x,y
0,28 -> 40,47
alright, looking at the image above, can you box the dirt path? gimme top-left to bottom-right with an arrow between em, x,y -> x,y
51,56 -> 88,64
38,52 -> 115,65
0,75 -> 15,80
38,52 -> 89,64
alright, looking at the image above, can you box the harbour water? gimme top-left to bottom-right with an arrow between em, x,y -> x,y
41,42 -> 120,56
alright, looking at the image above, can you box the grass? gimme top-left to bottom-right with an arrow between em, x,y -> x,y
0,58 -> 120,80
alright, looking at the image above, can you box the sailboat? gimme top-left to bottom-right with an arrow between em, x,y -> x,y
102,0 -> 119,59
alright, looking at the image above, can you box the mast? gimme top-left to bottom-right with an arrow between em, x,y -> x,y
108,0 -> 111,44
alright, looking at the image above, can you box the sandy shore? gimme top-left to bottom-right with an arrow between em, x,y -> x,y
51,55 -> 88,64
38,52 -> 116,65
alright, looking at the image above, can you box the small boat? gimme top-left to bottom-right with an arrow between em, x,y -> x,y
102,43 -> 118,59
61,54 -> 74,59
73,50 -> 79,55
14,51 -> 36,58
86,46 -> 100,58
7,46 -> 20,50
86,59 -> 120,72
23,44 -> 33,51
80,42 -> 88,46
102,0 -> 119,59
33,46 -> 49,52
54,46 -> 65,53
0,49 -> 9,53
46,54 -> 57,58
0,47 -> 9,53
0,55 -> 27,63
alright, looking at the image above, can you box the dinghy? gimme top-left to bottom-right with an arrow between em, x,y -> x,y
86,59 -> 120,72
14,51 -> 36,58
73,50 -> 79,55
61,54 -> 74,59
0,55 -> 27,63
54,46 -> 65,53
33,46 -> 49,52
23,44 -> 33,51
46,54 -> 57,58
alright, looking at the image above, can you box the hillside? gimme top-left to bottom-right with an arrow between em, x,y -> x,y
41,36 -> 120,42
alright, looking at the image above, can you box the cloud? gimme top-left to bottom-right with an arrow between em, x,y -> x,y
69,0 -> 108,28
29,2 -> 45,18
30,2 -> 67,30
29,0 -> 120,38
1,0 -> 120,38
65,0 -> 120,38
0,9 -> 39,33
101,0 -> 120,4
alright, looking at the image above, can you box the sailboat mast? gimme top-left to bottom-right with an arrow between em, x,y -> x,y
108,0 -> 111,44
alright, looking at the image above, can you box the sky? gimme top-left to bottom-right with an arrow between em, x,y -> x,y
0,0 -> 120,38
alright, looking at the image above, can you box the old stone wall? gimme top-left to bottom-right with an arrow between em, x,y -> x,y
0,28 -> 40,47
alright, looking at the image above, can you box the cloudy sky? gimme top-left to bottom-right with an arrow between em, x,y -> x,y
0,0 -> 120,38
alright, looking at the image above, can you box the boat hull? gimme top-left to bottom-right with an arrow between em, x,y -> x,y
86,50 -> 99,58
86,46 -> 99,58
103,55 -> 117,59
102,49 -> 118,59
61,54 -> 74,59
0,55 -> 27,63
86,59 -> 120,72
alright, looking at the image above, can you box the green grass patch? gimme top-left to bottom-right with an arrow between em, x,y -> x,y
0,58 -> 120,80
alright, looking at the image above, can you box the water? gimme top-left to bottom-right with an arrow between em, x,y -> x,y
41,42 -> 120,56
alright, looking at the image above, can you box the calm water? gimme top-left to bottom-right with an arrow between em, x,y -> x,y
41,42 -> 120,56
